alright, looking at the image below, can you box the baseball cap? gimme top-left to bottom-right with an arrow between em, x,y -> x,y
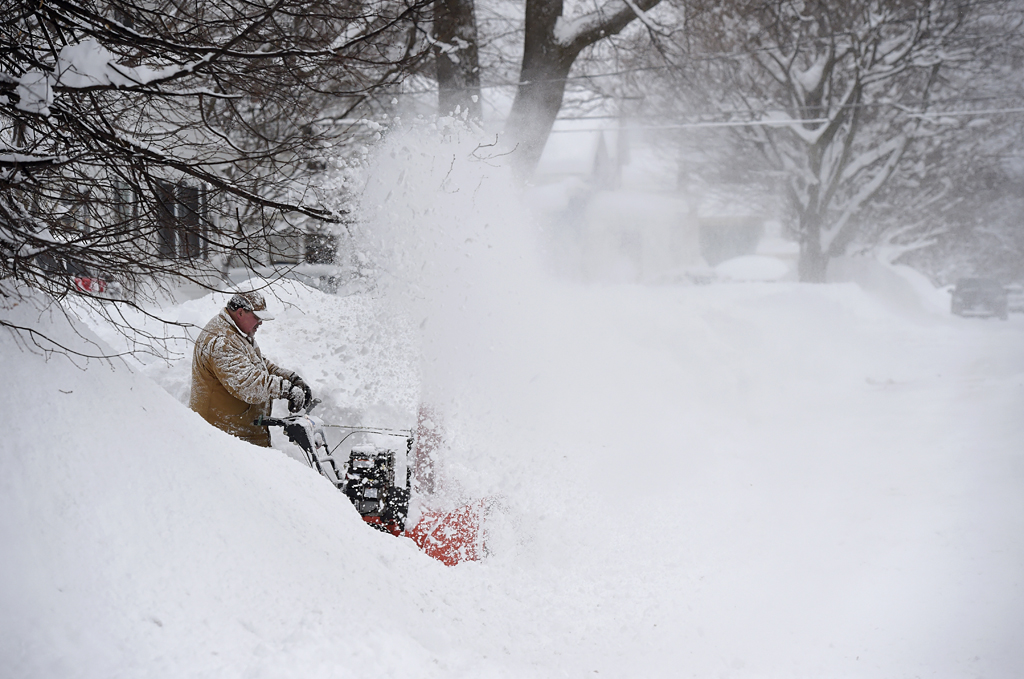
227,291 -> 275,320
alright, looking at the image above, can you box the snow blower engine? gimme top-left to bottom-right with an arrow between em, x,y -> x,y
343,444 -> 412,535
255,407 -> 414,535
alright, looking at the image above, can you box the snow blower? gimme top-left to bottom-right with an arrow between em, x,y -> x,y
255,403 -> 486,566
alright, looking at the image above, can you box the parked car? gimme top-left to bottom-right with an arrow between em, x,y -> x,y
950,278 -> 1008,320
36,253 -> 122,300
1005,282 -> 1024,313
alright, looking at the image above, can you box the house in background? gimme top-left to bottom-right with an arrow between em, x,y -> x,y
70,175 -> 351,301
530,121 -> 771,283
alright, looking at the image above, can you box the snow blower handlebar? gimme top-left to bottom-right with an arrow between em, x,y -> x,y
253,411 -> 322,464
253,399 -> 323,466
253,415 -> 289,428
323,425 -> 413,454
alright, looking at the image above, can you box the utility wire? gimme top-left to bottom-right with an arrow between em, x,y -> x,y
547,106 -> 1024,132
550,118 -> 828,132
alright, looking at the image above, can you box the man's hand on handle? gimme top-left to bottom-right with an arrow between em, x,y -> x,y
285,372 -> 314,412
287,386 -> 307,413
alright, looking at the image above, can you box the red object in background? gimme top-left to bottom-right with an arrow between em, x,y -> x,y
74,277 -> 106,293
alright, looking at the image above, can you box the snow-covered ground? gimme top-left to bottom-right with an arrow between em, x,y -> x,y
2,126 -> 1023,678
2,273 -> 1022,678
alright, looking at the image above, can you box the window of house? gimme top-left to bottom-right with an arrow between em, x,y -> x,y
112,181 -> 138,226
269,230 -> 304,265
57,188 -> 92,235
155,180 -> 209,260
113,7 -> 135,28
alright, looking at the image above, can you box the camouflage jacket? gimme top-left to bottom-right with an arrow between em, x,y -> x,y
188,309 -> 291,447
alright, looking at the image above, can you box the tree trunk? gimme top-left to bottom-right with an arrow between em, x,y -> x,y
504,0 -> 663,178
797,213 -> 829,283
504,0 -> 574,175
798,246 -> 829,283
434,0 -> 483,119
505,58 -> 576,176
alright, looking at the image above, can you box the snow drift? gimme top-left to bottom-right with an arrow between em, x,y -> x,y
4,275 -> 1023,678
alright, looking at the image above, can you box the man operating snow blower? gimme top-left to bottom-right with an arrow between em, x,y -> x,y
189,291 -> 313,447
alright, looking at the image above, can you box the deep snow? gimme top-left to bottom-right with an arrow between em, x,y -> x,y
2,125 -> 1023,678
3,274 -> 1023,678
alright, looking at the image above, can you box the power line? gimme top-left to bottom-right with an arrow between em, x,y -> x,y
906,106 -> 1024,118
555,100 -> 1024,121
549,118 -> 829,132
548,106 -> 1024,133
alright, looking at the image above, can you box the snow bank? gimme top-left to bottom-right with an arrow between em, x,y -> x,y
5,267 -> 1024,678
829,254 -> 951,317
0,290 -> 477,679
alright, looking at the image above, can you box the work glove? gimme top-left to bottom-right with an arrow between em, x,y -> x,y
287,385 -> 307,413
289,372 -> 313,407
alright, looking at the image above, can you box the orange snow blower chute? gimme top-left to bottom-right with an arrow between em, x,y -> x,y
255,406 -> 484,566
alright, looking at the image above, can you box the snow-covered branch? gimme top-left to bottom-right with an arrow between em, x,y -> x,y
554,0 -> 664,52
825,133 -> 908,255
0,0 -> 430,338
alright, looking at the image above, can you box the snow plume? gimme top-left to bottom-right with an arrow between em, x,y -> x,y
351,120 -> 546,499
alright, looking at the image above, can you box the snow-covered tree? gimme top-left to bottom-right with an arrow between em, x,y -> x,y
881,105 -> 1024,285
503,0 -> 665,175
644,0 -> 1022,281
1,0 -> 431,338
